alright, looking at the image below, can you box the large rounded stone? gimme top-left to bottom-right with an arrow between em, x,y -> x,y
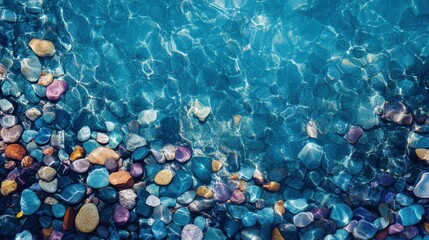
109,170 -> 134,188
21,189 -> 41,215
5,143 -> 27,161
414,172 -> 429,198
181,224 -> 203,240
70,158 -> 91,173
37,166 -> 57,182
46,80 -> 68,101
29,38 -> 56,57
87,168 -> 109,189
1,125 -> 23,143
87,147 -> 120,165
20,56 -> 41,82
75,203 -> 99,233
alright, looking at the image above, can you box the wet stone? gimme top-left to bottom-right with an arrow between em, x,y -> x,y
242,212 -> 257,227
130,163 -> 144,178
131,146 -> 150,161
87,168 -> 109,189
182,224 -> 203,240
1,179 -> 17,196
214,182 -> 231,203
29,38 -> 56,57
46,80 -> 68,101
146,195 -> 161,207
397,204 -> 424,226
173,207 -> 191,226
194,216 -> 206,230
52,203 -> 66,218
15,230 -> 33,240
37,166 -> 57,182
75,203 -> 99,233
330,203 -> 352,228
105,158 -> 119,172
1,125 -> 23,143
119,189 -> 137,209
163,144 -> 176,160
1,115 -> 17,128
39,178 -> 58,193
177,190 -> 196,204
34,127 -> 52,145
21,56 -> 41,82
98,187 -> 118,204
345,125 -> 363,144
175,145 -> 192,163
70,158 -> 90,173
114,205 -> 130,226
152,220 -> 167,240
0,215 -> 20,236
109,170 -> 134,188
192,157 -> 213,183
292,212 -> 314,228
413,171 -> 429,198
54,183 -> 85,205
297,142 -> 323,170
204,227 -> 227,240
153,205 -> 172,224
154,169 -> 173,186
257,208 -> 274,225
227,151 -> 243,172
88,147 -> 120,165
188,199 -> 216,212
125,133 -> 147,151
21,189 -> 41,215
285,198 -> 308,214
352,220 -> 377,240
77,126 -> 91,142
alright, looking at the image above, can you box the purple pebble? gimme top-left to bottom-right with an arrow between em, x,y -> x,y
380,173 -> 396,187
114,206 -> 130,226
130,163 -> 143,178
311,207 -> 329,220
214,183 -> 231,203
175,145 -> 192,163
403,226 -> 419,239
46,80 -> 68,101
48,230 -> 64,240
345,125 -> 363,144
388,222 -> 404,234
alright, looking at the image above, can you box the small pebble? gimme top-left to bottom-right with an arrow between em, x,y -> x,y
75,203 -> 99,233
154,169 -> 173,186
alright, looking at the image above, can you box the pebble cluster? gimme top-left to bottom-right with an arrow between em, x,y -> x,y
1,2 -> 429,240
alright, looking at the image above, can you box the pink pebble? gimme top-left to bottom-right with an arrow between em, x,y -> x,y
46,80 -> 68,101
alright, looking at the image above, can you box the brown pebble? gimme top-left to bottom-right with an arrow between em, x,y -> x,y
196,186 -> 214,199
75,203 -> 99,233
230,173 -> 239,180
43,147 -> 55,156
233,115 -> 242,126
272,227 -> 285,240
38,73 -> 54,86
263,181 -> 281,192
63,207 -> 76,231
87,147 -> 120,165
416,149 -> 429,161
4,160 -> 16,170
211,160 -> 223,172
70,146 -> 84,161
29,38 -> 56,57
21,156 -> 34,167
5,144 -> 27,161
109,170 -> 134,188
274,200 -> 285,215
42,228 -> 53,240
154,169 -> 173,186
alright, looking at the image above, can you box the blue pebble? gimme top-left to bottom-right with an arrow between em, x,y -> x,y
352,220 -> 377,239
30,149 -> 43,162
160,197 -> 176,208
52,203 -> 66,218
242,212 -> 257,227
246,186 -> 261,203
159,169 -> 193,198
227,151 -> 242,172
118,230 -> 129,239
15,230 -> 33,240
257,208 -> 274,225
87,168 -> 109,189
151,220 -> 167,240
177,191 -> 196,205
32,84 -> 46,98
224,219 -> 241,238
330,203 -> 352,228
34,127 -> 52,145
132,146 -> 150,161
228,205 -> 248,219
22,130 -> 37,143
398,204 -> 424,226
52,219 -> 63,231
285,198 -> 308,214
191,157 -> 213,183
39,215 -> 52,228
353,207 -> 377,222
42,112 -> 56,124
98,187 -> 118,204
34,118 -> 44,130
83,140 -> 101,154
20,189 -> 41,215
54,183 -> 86,206
204,227 -> 226,240
173,207 -> 190,226
395,193 -> 413,206
334,229 -> 349,240
238,167 -> 255,181
167,223 -> 182,239
194,216 -> 206,230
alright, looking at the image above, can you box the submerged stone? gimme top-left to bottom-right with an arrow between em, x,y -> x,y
54,183 -> 85,205
192,157 -> 212,183
21,189 -> 41,215
21,56 -> 41,82
397,204 -> 424,226
413,172 -> 429,198
87,168 -> 110,189
297,142 -> 323,170
182,224 -> 203,240
330,203 -> 352,228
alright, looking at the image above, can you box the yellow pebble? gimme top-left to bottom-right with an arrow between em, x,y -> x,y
274,200 -> 285,215
42,228 -> 53,240
154,169 -> 173,186
196,186 -> 214,199
271,228 -> 285,240
1,179 -> 17,196
16,211 -> 24,219
211,160 -> 223,172
233,115 -> 242,126
239,180 -> 247,191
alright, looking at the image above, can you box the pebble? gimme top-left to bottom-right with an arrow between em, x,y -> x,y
211,160 -> 223,172
46,80 -> 68,101
297,142 -> 323,170
125,133 -> 147,151
98,186 -> 118,204
52,203 -> 66,218
192,157 -> 213,183
75,203 -> 99,233
54,183 -> 86,205
154,169 -> 173,186
194,216 -> 206,230
39,179 -> 58,193
292,212 -> 314,227
242,212 -> 257,227
77,126 -> 91,142
175,145 -> 192,162
70,158 -> 91,173
388,222 -> 404,234
152,220 -> 167,240
137,109 -> 157,125
163,144 -> 176,160
227,151 -> 242,172
96,132 -> 109,144
37,166 -> 57,181
182,224 -> 204,240
285,198 -> 308,214
21,189 -> 41,215
29,38 -> 56,57
105,158 -> 119,172
330,203 -> 353,228
87,147 -> 120,165
414,171 -> 429,198
119,189 -> 137,209
87,168 -> 110,188
146,195 -> 161,207
190,100 -> 211,122
109,170 -> 134,189
1,125 -> 23,143
263,181 -> 281,192
196,186 -> 214,198
257,207 -> 274,225
25,108 -> 41,121
397,204 -> 424,226
352,220 -> 377,239
20,56 -> 41,82
0,99 -> 14,113
15,230 -> 33,240
69,145 -> 84,161
177,191 -> 196,204
345,125 -> 363,144
130,163 -> 144,178
5,143 -> 27,160
230,189 -> 245,204
174,208 -> 191,226
38,73 -> 54,86
131,146 -> 150,161
214,182 -> 231,202
205,227 -> 227,240
1,179 -> 17,196
114,205 -> 130,225
153,205 -> 172,224
188,199 -> 216,212
0,215 -> 20,236
1,114 -> 17,128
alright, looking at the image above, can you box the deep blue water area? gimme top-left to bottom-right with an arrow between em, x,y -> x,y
1,0 -> 429,239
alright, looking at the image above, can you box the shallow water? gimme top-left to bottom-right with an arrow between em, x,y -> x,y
2,0 -> 429,239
